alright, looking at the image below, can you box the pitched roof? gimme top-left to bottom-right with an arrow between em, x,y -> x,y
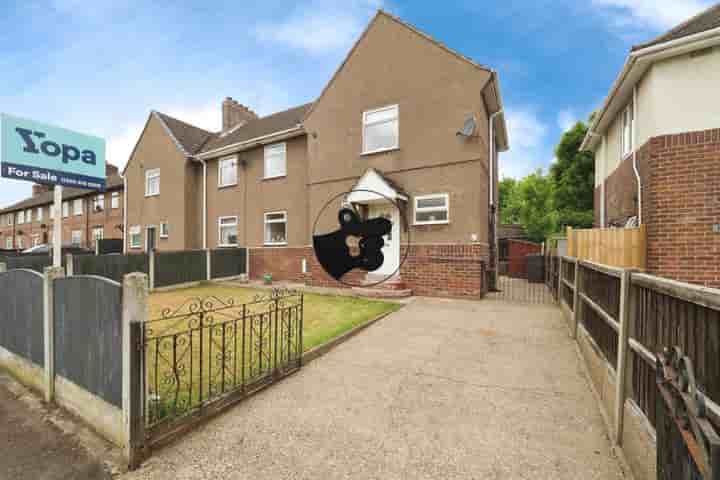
200,103 -> 312,155
632,3 -> 720,51
154,111 -> 214,155
0,172 -> 123,214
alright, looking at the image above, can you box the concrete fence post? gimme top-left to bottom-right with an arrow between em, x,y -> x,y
122,272 -> 148,469
0,262 -> 6,273
613,268 -> 634,446
65,254 -> 74,276
573,261 -> 584,339
148,249 -> 155,291
43,266 -> 65,403
206,249 -> 212,281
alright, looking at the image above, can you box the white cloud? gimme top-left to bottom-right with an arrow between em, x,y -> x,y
499,107 -> 551,179
591,0 -> 712,31
253,0 -> 383,54
557,109 -> 578,132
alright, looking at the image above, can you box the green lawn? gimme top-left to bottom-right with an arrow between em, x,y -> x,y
144,283 -> 402,425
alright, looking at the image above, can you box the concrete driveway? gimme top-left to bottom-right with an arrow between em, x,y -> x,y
124,298 -> 625,480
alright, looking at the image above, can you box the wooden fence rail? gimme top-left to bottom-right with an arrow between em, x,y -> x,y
566,225 -> 646,270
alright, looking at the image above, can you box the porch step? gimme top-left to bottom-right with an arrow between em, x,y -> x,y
362,273 -> 408,291
351,286 -> 413,299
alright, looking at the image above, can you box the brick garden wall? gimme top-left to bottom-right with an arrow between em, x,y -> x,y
249,243 -> 489,299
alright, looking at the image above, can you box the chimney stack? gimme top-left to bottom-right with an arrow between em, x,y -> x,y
222,97 -> 258,131
105,163 -> 119,176
32,184 -> 53,197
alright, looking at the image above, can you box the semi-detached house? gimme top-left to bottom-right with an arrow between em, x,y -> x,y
123,10 -> 509,299
581,3 -> 720,287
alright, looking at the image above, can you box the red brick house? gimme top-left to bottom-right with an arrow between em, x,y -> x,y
581,4 -> 720,287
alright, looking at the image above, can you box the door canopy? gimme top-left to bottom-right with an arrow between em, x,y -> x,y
346,168 -> 408,205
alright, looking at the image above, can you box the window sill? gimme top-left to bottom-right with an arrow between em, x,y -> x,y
145,193 -> 160,198
361,146 -> 399,156
218,183 -> 238,190
262,175 -> 287,182
413,221 -> 450,226
264,242 -> 288,247
218,244 -> 239,248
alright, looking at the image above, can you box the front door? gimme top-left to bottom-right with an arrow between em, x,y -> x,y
146,226 -> 157,252
368,204 -> 400,277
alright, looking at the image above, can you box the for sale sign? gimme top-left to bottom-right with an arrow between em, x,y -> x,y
0,113 -> 105,190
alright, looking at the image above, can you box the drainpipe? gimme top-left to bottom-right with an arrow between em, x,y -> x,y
488,110 -> 503,206
586,131 -> 605,227
632,85 -> 642,225
488,108 -> 503,291
122,175 -> 127,254
201,159 -> 207,249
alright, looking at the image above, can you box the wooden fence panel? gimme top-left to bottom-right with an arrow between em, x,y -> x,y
567,225 -> 646,269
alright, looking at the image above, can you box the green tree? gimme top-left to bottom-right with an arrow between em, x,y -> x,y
498,177 -> 521,224
515,169 -> 557,243
551,121 -> 595,229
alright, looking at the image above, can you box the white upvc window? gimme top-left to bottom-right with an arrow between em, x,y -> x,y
93,194 -> 104,212
71,230 -> 82,247
25,209 -> 32,223
621,101 -> 634,158
264,211 -> 287,245
264,143 -> 286,179
111,191 -> 120,209
73,198 -> 83,216
92,227 -> 104,242
129,226 -> 142,249
145,168 -> 160,197
6,237 -> 12,249
362,104 -> 399,154
62,201 -> 69,218
32,234 -> 40,247
218,156 -> 238,187
160,222 -> 169,239
6,214 -> 11,226
218,216 -> 238,247
17,211 -> 24,225
36,207 -> 43,222
414,194 -> 450,225
16,237 -> 24,249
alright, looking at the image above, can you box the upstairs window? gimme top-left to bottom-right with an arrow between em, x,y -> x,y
218,216 -> 238,247
62,202 -> 69,218
111,192 -> 120,209
621,102 -> 634,158
73,199 -> 83,216
6,214 -> 11,226
36,207 -> 43,222
25,209 -> 32,223
145,169 -> 160,196
414,194 -> 450,225
219,156 -> 238,187
264,143 -> 286,179
17,211 -> 24,225
363,105 -> 399,154
264,211 -> 287,245
93,194 -> 104,212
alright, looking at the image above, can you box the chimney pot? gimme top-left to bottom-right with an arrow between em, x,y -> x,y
222,98 -> 259,131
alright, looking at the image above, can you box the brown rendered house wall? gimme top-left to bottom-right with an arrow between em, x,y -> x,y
125,115 -> 193,252
599,128 -> 720,287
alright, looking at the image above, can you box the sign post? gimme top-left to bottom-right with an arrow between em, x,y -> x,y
1,114 -> 105,267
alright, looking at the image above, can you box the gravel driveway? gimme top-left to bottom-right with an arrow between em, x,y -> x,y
123,297 -> 625,479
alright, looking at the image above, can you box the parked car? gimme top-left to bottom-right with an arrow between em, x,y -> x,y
21,244 -> 50,255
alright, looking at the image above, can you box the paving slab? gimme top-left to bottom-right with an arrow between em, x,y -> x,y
123,297 -> 626,480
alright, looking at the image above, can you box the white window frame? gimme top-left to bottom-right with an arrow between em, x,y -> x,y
93,194 -> 104,213
92,227 -> 104,242
6,214 -> 11,226
6,237 -> 12,249
32,234 -> 40,247
62,201 -> 69,218
111,191 -> 120,209
145,168 -> 160,197
362,104 -> 399,155
16,236 -> 24,249
160,222 -> 169,239
25,209 -> 32,223
621,102 -> 634,158
263,143 -> 287,179
17,211 -> 24,225
129,226 -> 142,249
36,207 -> 43,222
73,198 -> 83,216
218,156 -> 238,188
218,216 -> 239,247
413,193 -> 450,226
264,211 -> 288,246
71,230 -> 82,247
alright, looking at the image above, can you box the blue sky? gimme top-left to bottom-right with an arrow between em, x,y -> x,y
0,0 -> 713,208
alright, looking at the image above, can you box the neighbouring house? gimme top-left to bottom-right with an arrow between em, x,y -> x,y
123,10 -> 509,299
0,164 -> 124,251
581,4 -> 720,288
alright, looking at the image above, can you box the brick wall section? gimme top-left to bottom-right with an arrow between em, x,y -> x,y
506,240 -> 541,278
642,129 -> 720,287
249,243 -> 489,299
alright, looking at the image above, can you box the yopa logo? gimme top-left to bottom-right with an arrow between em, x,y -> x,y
15,127 -> 97,165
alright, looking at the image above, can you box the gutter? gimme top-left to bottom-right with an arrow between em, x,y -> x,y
196,126 -> 304,160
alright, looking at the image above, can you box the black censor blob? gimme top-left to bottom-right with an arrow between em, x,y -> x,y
312,189 -> 410,288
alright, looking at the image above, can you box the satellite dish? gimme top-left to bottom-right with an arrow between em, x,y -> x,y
457,116 -> 477,137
